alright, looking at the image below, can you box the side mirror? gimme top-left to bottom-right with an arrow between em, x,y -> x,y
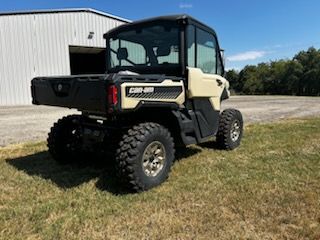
220,49 -> 226,67
117,48 -> 128,60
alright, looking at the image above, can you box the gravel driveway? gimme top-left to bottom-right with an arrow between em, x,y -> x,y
1,96 -> 320,146
222,95 -> 320,123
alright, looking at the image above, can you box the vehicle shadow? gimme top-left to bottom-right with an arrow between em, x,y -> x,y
197,140 -> 221,150
175,146 -> 202,161
6,151 -> 122,194
6,146 -> 201,194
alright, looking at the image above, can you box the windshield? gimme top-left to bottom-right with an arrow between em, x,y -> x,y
107,22 -> 180,74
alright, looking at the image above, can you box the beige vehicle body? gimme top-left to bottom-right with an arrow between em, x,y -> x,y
119,68 -> 229,111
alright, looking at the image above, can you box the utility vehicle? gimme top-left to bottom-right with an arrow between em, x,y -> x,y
31,15 -> 243,192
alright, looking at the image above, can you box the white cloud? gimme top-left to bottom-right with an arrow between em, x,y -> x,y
179,3 -> 193,9
273,44 -> 283,48
227,51 -> 267,62
225,67 -> 241,72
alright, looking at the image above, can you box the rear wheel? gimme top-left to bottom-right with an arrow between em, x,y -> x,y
47,115 -> 83,164
115,122 -> 175,192
216,109 -> 243,150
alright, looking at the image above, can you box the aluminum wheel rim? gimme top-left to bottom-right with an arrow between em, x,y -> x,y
230,120 -> 241,142
142,141 -> 166,177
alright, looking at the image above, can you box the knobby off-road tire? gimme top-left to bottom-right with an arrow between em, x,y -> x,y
216,109 -> 243,150
47,115 -> 83,164
115,122 -> 175,192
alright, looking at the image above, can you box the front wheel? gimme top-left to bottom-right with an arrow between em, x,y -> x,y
216,109 -> 243,150
115,122 -> 175,192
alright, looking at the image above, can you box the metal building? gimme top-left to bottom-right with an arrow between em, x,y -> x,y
0,8 -> 129,105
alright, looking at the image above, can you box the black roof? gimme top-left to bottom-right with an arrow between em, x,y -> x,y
104,14 -> 217,38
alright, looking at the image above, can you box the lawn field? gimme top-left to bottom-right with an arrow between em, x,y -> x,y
0,118 -> 320,239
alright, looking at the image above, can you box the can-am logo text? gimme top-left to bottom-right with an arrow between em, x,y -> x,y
129,87 -> 154,94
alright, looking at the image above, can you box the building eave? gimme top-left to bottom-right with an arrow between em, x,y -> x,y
0,8 -> 131,23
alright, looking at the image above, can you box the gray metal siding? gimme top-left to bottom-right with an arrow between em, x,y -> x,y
0,11 -> 125,105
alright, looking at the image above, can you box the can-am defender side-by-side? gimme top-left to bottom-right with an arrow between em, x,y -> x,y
31,15 -> 243,192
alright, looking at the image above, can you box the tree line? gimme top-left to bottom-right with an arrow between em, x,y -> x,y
226,47 -> 320,96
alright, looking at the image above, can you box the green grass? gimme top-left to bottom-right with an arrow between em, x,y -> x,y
1,118 -> 320,240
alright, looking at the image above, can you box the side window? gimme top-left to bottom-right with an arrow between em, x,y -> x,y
196,28 -> 217,74
187,25 -> 195,67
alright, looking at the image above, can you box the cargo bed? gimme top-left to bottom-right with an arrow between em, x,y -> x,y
31,75 -> 108,114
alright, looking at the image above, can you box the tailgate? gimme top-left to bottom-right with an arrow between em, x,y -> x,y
31,75 -> 107,113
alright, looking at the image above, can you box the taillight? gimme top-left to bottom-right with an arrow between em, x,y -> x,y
107,85 -> 118,113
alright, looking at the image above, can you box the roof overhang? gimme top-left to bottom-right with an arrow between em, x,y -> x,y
0,8 -> 131,23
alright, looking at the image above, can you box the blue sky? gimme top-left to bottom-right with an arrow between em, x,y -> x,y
1,0 -> 320,70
